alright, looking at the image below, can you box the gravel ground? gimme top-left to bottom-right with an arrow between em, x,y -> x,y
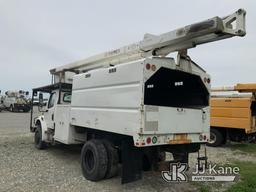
0,111 -> 255,192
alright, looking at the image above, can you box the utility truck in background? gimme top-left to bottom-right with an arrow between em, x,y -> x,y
208,83 -> 256,147
3,90 -> 31,112
30,9 -> 246,183
0,90 -> 4,112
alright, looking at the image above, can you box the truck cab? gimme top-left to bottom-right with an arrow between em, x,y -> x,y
30,83 -> 85,145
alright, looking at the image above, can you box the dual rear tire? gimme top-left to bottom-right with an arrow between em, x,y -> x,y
81,139 -> 119,181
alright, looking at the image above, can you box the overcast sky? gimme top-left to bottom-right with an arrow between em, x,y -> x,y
0,0 -> 255,93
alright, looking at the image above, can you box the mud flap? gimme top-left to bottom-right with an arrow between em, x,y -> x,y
121,137 -> 143,184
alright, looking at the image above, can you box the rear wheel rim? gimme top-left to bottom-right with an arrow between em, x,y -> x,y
209,132 -> 217,144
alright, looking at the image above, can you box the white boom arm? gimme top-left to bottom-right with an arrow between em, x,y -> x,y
50,9 -> 246,75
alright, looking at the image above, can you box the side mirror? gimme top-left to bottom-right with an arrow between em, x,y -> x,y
39,93 -> 44,106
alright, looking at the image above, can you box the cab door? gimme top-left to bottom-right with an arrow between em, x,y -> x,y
45,91 -> 58,129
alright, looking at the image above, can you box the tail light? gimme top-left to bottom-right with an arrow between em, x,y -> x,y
146,63 -> 151,70
146,137 -> 151,144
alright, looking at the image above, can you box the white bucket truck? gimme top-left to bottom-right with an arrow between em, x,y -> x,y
3,90 -> 30,112
30,9 -> 246,183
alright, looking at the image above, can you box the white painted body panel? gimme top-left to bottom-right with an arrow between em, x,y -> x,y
69,58 -> 210,146
54,105 -> 76,144
44,91 -> 58,129
144,106 -> 209,134
71,61 -> 143,136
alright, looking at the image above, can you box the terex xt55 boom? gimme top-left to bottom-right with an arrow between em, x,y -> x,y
30,9 -> 246,183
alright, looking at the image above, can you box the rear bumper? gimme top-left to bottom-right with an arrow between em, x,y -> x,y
134,132 -> 209,147
133,106 -> 210,147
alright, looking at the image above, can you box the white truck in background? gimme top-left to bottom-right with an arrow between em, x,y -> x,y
0,90 -> 4,112
3,90 -> 31,112
30,9 -> 246,183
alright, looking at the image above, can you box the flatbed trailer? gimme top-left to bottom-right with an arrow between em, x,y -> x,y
208,84 -> 256,147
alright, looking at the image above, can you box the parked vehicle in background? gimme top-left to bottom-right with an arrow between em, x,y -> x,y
208,83 -> 256,147
0,90 -> 4,112
3,90 -> 31,112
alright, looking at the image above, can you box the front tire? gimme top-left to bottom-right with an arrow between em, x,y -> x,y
81,140 -> 108,181
34,124 -> 47,149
